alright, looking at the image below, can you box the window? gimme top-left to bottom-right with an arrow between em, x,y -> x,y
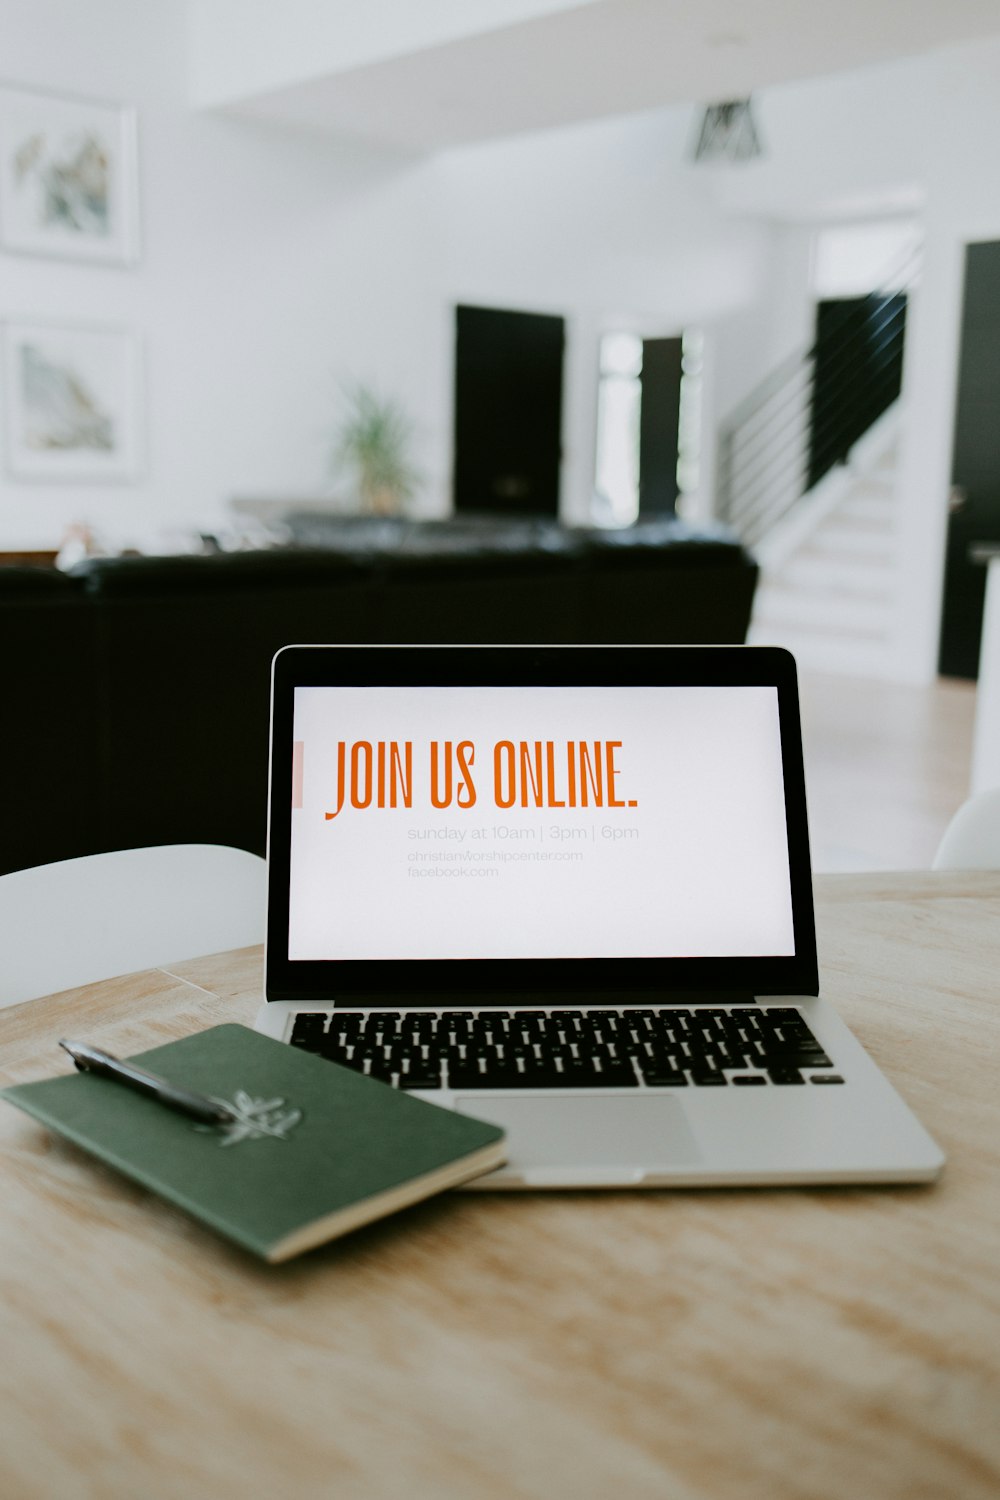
594,329 -> 702,525
594,333 -> 642,526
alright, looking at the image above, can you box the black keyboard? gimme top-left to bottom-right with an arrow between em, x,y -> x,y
289,1005 -> 843,1090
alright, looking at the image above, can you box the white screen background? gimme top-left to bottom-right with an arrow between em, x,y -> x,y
287,685 -> 796,961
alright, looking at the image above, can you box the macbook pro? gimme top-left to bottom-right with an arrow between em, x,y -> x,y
255,644 -> 944,1189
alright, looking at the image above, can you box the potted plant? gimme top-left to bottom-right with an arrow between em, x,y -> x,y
330,383 -> 420,516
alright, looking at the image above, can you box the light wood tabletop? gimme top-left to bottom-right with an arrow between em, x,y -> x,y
1,871 -> 998,1500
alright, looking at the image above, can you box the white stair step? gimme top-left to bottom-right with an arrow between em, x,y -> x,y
745,623 -> 899,679
836,489 -> 895,523
743,414 -> 901,672
776,552 -> 893,597
803,526 -> 895,562
870,447 -> 900,477
751,587 -> 892,637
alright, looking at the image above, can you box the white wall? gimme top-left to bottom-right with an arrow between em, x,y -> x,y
0,0 -> 451,548
189,0 -> 595,107
0,2 -> 780,546
434,106 -> 773,523
6,1 -> 1000,691
709,223 -> 815,418
892,44 -> 1000,683
707,40 -> 1000,682
494,35 -> 1000,687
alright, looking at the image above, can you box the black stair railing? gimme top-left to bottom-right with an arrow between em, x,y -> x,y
717,245 -> 920,547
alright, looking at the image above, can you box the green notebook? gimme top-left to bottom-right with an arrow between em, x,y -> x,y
1,1024 -> 506,1262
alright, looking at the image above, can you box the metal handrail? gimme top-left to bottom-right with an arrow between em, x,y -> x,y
721,298 -> 907,482
719,274 -> 911,439
721,346 -> 809,434
716,244 -> 920,541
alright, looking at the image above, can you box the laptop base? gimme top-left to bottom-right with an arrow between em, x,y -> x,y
254,995 -> 943,1188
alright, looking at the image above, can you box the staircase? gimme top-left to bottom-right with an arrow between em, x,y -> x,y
747,419 -> 899,676
715,243 -> 918,678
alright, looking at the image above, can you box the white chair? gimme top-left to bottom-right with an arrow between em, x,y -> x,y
0,844 -> 267,1009
932,788 -> 1000,870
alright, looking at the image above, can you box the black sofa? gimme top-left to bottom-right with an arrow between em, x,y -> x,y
1,515 -> 757,876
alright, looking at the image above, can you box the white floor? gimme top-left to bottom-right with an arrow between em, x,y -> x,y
797,671 -> 977,872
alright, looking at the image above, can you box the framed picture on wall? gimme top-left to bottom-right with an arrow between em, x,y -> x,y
0,84 -> 138,265
2,320 -> 143,481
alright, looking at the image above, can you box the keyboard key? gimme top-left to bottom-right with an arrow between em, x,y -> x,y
765,1047 -> 832,1069
291,1013 -> 327,1032
596,1069 -> 638,1088
810,1074 -> 845,1085
732,1075 -> 768,1086
619,1037 -> 648,1055
710,1048 -> 746,1071
645,1041 -> 684,1064
521,1069 -> 570,1089
767,1068 -> 805,1085
448,1058 -> 517,1086
559,1060 -> 636,1088
451,1072 -> 526,1090
640,1070 -> 688,1087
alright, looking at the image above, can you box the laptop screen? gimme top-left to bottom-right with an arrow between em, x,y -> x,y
266,647 -> 817,1000
288,684 -> 794,962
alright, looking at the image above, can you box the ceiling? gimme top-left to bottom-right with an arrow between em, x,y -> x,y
215,0 -> 1000,151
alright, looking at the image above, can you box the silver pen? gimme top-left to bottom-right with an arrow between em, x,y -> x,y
59,1039 -> 235,1126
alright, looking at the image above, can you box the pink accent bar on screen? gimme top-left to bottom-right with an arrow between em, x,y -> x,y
292,741 -> 304,808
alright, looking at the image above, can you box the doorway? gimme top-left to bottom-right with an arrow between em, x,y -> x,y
938,240 -> 1000,679
808,293 -> 907,491
452,305 -> 564,517
638,336 -> 683,514
594,332 -> 689,525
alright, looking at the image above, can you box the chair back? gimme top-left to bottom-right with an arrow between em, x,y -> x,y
932,788 -> 1000,870
0,844 -> 266,1009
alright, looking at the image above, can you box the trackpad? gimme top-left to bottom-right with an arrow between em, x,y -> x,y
453,1094 -> 702,1171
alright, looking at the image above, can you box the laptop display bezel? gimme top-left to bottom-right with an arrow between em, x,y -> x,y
265,645 -> 819,1003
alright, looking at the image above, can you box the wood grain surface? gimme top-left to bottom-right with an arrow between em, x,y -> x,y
1,872 -> 998,1500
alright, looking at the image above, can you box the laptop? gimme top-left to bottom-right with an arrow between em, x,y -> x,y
255,644 -> 944,1189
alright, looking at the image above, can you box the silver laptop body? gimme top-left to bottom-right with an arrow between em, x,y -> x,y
255,644 -> 943,1189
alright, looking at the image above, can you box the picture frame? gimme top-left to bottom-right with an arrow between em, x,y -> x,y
0,84 -> 138,265
2,320 -> 143,482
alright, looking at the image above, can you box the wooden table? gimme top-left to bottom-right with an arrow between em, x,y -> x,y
2,872 -> 998,1500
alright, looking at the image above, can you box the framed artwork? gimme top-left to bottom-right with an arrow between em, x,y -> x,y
0,84 -> 138,265
2,320 -> 142,481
